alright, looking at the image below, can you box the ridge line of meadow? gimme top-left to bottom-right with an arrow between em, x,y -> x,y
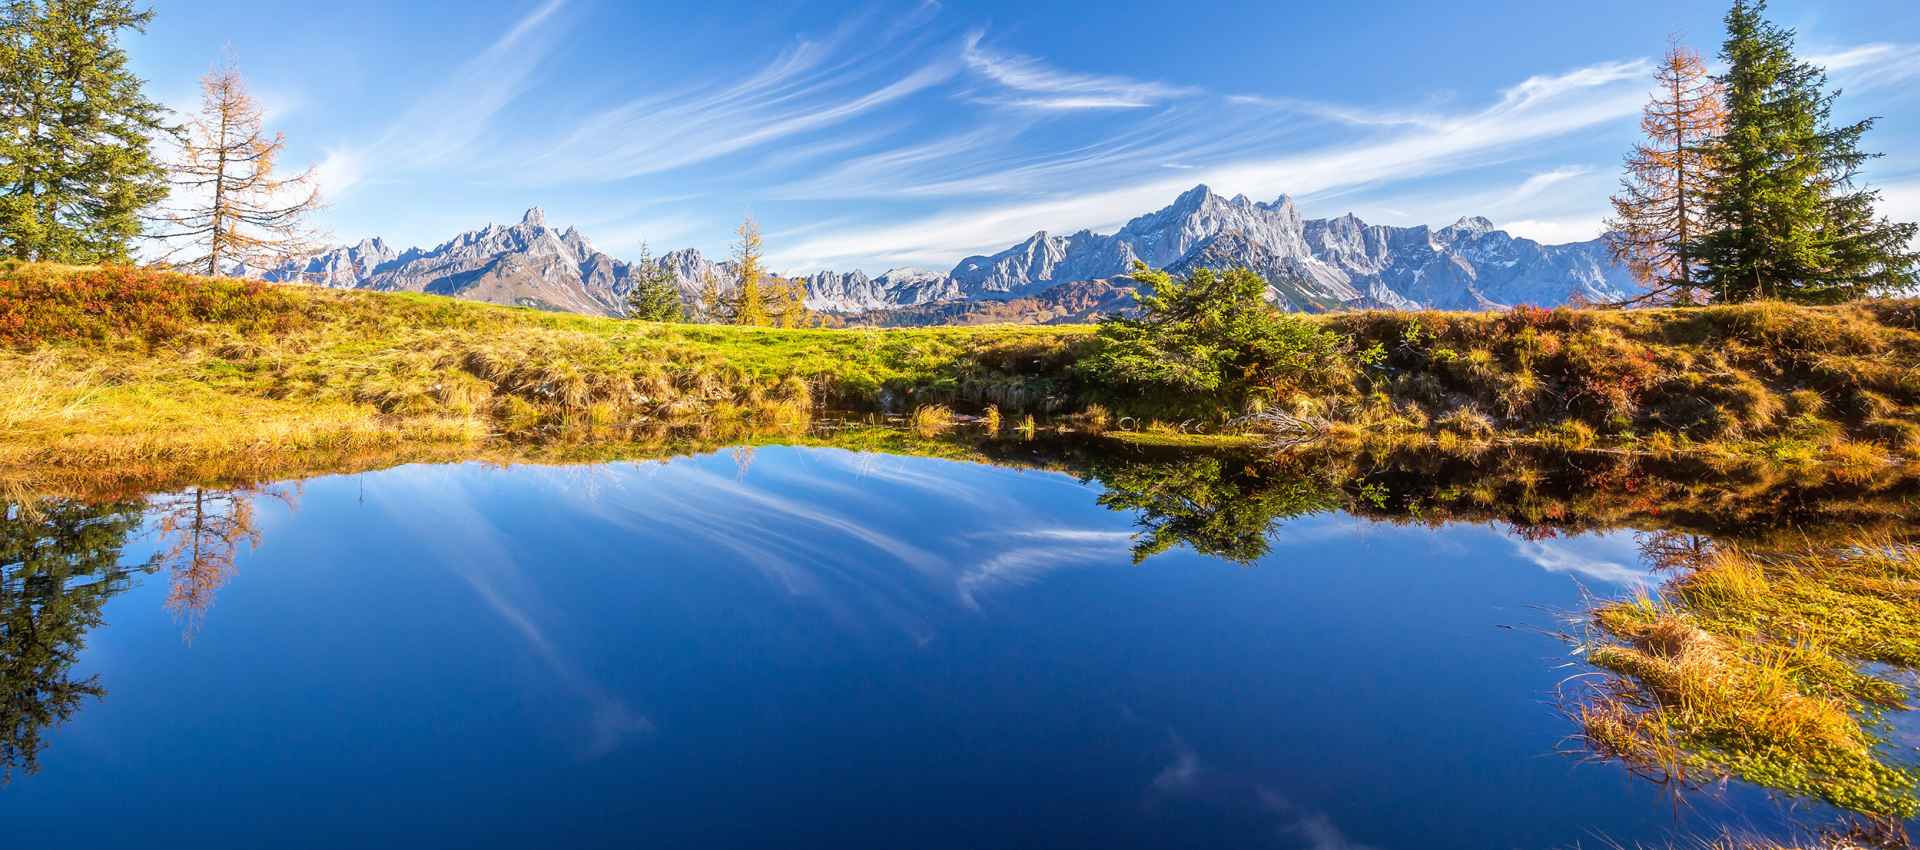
2,262 -> 1918,472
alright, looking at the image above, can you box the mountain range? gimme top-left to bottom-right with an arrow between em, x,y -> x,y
263,185 -> 1643,323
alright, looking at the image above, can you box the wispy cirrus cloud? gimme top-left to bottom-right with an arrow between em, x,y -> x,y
774,58 -> 1656,269
280,0 -> 1920,275
767,109 -> 1303,202
522,12 -> 960,182
1810,42 -> 1920,90
314,0 -> 572,200
1508,165 -> 1593,201
1325,165 -> 1613,242
1225,93 -> 1448,129
960,31 -> 1199,110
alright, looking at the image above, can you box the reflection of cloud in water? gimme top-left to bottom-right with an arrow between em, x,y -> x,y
817,448 -> 1096,508
559,464 -> 948,638
366,470 -> 654,758
955,529 -> 1134,609
1258,789 -> 1381,850
529,457 -> 1140,633
1151,732 -> 1203,793
1512,532 -> 1651,586
1145,731 -> 1378,850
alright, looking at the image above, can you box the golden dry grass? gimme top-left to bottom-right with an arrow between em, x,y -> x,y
1576,544 -> 1920,818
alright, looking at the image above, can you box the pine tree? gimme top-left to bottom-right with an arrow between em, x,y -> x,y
1607,40 -> 1723,304
729,216 -> 769,326
624,242 -> 683,321
153,65 -> 322,275
1697,0 -> 1918,302
0,0 -> 171,263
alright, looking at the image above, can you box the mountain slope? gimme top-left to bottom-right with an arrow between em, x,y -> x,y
265,208 -> 641,316
267,186 -> 1641,321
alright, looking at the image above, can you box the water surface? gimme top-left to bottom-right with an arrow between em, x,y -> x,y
0,444 -> 1871,848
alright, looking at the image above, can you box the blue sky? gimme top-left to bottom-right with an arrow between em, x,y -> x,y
127,0 -> 1920,274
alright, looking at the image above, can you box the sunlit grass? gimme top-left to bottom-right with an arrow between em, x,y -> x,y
1575,543 -> 1920,819
3,263 -> 1918,470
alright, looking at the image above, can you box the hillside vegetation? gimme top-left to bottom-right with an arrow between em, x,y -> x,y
2,263 -> 1918,470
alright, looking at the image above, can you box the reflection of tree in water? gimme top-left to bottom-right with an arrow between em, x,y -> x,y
0,485 -> 283,782
1635,530 -> 1719,573
1087,454 -> 1340,564
148,487 -> 286,642
0,499 -> 151,783
1067,444 -> 1920,844
1058,441 -> 1920,566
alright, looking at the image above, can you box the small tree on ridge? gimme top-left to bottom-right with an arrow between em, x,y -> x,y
154,64 -> 322,275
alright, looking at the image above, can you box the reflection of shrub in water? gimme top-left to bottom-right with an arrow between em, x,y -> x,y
0,498 -> 150,783
1088,453 -> 1341,564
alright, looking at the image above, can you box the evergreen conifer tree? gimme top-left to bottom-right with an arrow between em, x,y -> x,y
0,0 -> 170,263
624,243 -> 684,321
1698,0 -> 1917,302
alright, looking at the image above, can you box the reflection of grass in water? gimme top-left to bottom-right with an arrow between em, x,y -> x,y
909,404 -> 955,437
1576,543 -> 1920,821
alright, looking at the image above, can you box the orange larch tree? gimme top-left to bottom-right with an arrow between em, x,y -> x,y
1606,40 -> 1725,304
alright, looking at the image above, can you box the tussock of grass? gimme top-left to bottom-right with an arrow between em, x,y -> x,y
1576,544 -> 1920,818
1321,301 -> 1920,462
909,404 -> 955,436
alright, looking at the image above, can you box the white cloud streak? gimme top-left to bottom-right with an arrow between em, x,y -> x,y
775,59 -> 1655,269
1226,93 -> 1447,129
523,16 -> 960,181
314,0 -> 571,200
1811,43 -> 1920,91
961,31 -> 1198,110
1512,533 -> 1650,586
1499,216 -> 1610,245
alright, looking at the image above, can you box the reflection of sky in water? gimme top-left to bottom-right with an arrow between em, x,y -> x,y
4,447 -> 1786,849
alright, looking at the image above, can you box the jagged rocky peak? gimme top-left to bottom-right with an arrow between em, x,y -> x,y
263,182 -> 1640,322
1441,216 -> 1497,237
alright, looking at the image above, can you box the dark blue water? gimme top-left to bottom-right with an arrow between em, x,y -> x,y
2,447 -> 1799,848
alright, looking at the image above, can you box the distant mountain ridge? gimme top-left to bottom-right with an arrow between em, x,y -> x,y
264,185 -> 1642,321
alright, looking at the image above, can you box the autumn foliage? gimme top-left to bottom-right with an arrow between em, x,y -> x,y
0,263 -> 309,347
1607,41 -> 1725,303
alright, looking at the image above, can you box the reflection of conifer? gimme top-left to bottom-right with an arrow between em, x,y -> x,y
1,498 -> 150,783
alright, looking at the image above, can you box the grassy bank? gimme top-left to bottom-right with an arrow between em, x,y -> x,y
2,262 -> 1918,468
1575,541 -> 1920,822
0,263 -> 1086,466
